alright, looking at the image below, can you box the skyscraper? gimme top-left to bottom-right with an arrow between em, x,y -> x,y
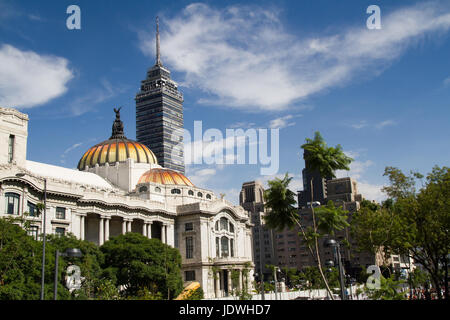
135,17 -> 185,173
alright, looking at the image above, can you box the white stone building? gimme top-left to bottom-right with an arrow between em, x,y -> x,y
0,107 -> 254,299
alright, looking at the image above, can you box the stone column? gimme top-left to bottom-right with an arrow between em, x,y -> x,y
122,218 -> 127,234
215,271 -> 220,298
161,223 -> 167,244
143,222 -> 147,237
127,219 -> 132,233
104,217 -> 110,243
80,215 -> 85,241
227,270 -> 232,296
99,216 -> 104,246
147,221 -> 152,238
238,269 -> 243,292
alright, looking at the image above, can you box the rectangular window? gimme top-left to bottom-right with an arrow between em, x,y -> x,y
185,270 -> 195,281
27,202 -> 38,217
185,236 -> 193,259
55,207 -> 66,220
8,135 -> 14,163
5,193 -> 20,215
230,239 -> 234,257
185,222 -> 193,231
55,227 -> 65,237
28,226 -> 39,240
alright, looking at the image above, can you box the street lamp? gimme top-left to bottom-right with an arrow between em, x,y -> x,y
273,266 -> 281,300
16,173 -> 47,300
54,248 -> 83,300
324,238 -> 346,300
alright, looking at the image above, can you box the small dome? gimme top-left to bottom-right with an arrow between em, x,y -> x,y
77,107 -> 158,170
138,168 -> 194,186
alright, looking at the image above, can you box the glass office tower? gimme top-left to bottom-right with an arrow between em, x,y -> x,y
135,17 -> 185,173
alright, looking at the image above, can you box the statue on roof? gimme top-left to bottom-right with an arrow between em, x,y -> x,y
114,106 -> 122,120
111,107 -> 125,139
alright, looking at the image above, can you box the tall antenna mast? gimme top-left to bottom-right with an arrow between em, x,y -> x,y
156,16 -> 162,66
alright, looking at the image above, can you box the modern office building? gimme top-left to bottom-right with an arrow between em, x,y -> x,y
240,181 -> 277,281
135,18 -> 185,173
297,150 -> 332,208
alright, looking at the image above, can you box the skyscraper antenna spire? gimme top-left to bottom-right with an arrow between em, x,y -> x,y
156,16 -> 162,66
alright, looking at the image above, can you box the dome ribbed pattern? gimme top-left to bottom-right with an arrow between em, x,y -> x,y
138,168 -> 194,186
77,138 -> 157,170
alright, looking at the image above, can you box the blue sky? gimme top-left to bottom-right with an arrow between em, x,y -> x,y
1,0 -> 449,204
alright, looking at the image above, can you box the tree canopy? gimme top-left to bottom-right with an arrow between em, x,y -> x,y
352,165 -> 450,299
101,232 -> 183,299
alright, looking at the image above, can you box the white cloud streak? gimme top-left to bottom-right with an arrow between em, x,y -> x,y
139,2 -> 450,112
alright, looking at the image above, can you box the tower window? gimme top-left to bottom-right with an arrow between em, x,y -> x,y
185,236 -> 194,259
188,190 -> 194,196
8,135 -> 15,163
185,222 -> 193,231
171,188 -> 181,194
185,270 -> 195,281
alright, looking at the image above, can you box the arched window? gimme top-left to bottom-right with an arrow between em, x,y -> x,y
206,194 -> 211,199
139,186 -> 148,193
155,187 -> 161,193
188,190 -> 194,196
220,217 -> 229,231
221,236 -> 229,257
215,220 -> 219,231
5,192 -> 20,215
197,192 -> 203,197
229,223 -> 234,233
171,188 -> 181,194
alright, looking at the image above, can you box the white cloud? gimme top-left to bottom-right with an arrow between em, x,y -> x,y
337,151 -> 386,202
351,120 -> 368,130
139,2 -> 450,112
0,44 -> 73,108
67,79 -> 127,116
269,114 -> 298,129
375,119 -> 396,129
443,76 -> 450,87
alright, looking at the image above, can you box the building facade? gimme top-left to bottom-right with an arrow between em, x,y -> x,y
240,181 -> 277,281
0,107 -> 254,299
135,18 -> 185,173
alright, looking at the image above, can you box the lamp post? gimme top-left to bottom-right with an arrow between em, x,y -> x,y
325,259 -> 335,300
324,239 -> 346,300
273,266 -> 280,300
16,173 -> 47,300
54,248 -> 82,300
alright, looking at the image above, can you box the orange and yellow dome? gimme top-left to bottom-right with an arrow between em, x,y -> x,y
77,138 -> 158,170
138,168 -> 194,186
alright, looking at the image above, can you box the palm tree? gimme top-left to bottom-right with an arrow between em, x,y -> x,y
300,131 -> 352,299
263,131 -> 353,299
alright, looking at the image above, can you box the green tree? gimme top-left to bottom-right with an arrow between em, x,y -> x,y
101,233 -> 183,299
45,233 -> 105,300
0,217 -> 43,299
352,166 -> 450,299
364,275 -> 406,300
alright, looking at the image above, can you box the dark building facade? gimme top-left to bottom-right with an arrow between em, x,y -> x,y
297,150 -> 332,207
240,181 -> 277,281
135,18 -> 185,173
